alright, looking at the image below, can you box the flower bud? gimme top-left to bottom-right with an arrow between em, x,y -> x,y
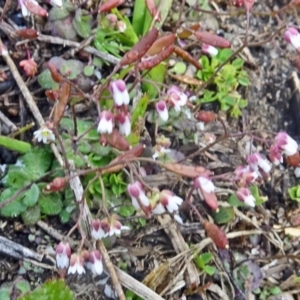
109,80 -> 130,106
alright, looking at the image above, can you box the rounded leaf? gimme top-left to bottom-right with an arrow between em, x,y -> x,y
38,193 -> 62,215
21,205 -> 41,225
22,184 -> 40,207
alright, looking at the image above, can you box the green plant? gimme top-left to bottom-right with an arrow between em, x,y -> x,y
196,49 -> 249,117
18,279 -> 74,300
253,286 -> 282,300
194,252 -> 216,276
288,185 -> 300,202
0,278 -> 31,300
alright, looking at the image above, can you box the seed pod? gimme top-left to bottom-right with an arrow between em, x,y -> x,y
120,28 -> 159,66
202,220 -> 229,249
194,31 -> 231,48
195,111 -> 216,123
98,0 -> 126,13
146,33 -> 176,56
16,28 -> 39,39
286,152 -> 300,167
53,82 -> 70,126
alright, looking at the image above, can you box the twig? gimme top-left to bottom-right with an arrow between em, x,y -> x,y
36,34 -> 120,65
0,110 -> 17,132
115,267 -> 165,300
97,240 -> 126,300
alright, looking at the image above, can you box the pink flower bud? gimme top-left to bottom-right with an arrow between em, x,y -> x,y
97,111 -> 114,134
56,241 -> 71,269
236,187 -> 256,207
155,100 -> 169,121
234,165 -> 258,184
284,27 -> 300,50
91,219 -> 107,240
202,43 -> 218,57
109,80 -> 130,106
127,181 -> 150,209
269,144 -> 283,165
116,20 -> 126,32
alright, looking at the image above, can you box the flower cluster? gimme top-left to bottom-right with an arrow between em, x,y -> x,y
97,80 -> 131,137
91,214 -> 129,240
155,85 -> 188,122
127,181 -> 184,217
55,241 -> 103,276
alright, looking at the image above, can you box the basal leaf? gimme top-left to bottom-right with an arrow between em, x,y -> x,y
38,193 -> 62,215
22,184 -> 40,207
21,205 -> 41,225
213,206 -> 235,224
0,188 -> 27,217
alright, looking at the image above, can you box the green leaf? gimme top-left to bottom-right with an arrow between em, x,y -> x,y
72,9 -> 92,38
4,166 -> 32,188
170,62 -> 187,74
132,0 -> 147,36
0,285 -> 12,300
213,206 -> 235,224
199,252 -> 213,265
118,204 -> 136,217
217,49 -> 233,62
238,77 -> 250,86
201,56 -> 210,69
21,205 -> 41,225
0,136 -> 31,153
22,184 -> 40,207
15,279 -> 31,295
250,185 -> 267,205
232,58 -> 244,69
60,117 -> 99,140
21,147 -> 53,181
142,63 -> 167,99
18,279 -> 74,300
238,99 -> 248,108
38,70 -> 59,89
38,193 -> 62,215
59,209 -> 70,224
203,265 -> 216,276
221,65 -> 236,78
83,65 -> 94,77
60,60 -> 84,80
131,94 -> 149,127
0,188 -> 27,217
227,193 -> 246,207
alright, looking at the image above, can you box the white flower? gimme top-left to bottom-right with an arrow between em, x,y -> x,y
167,85 -> 187,111
117,112 -> 131,136
194,176 -> 215,193
127,181 -> 150,209
160,190 -> 183,213
91,219 -> 107,240
109,80 -> 130,106
55,241 -> 71,269
284,27 -> 300,50
202,43 -> 218,57
152,202 -> 166,214
88,250 -> 103,275
156,100 -> 169,122
275,132 -> 298,156
236,187 -> 256,207
68,254 -> 85,275
247,153 -> 272,174
49,0 -> 62,7
97,111 -> 114,134
33,126 -> 55,144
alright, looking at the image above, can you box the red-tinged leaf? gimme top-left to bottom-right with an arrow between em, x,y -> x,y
195,111 -> 216,123
19,58 -> 38,77
45,89 -> 59,102
98,0 -> 126,13
146,33 -> 176,56
44,177 -> 68,193
163,163 -> 211,178
137,44 -> 174,70
53,82 -> 70,126
47,62 -> 64,83
103,129 -> 130,151
202,220 -> 229,249
24,0 -> 48,17
16,28 -> 39,39
145,0 -> 161,22
120,28 -> 159,66
194,31 -> 231,48
174,46 -> 202,70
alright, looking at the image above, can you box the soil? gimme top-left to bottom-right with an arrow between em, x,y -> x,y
1,0 -> 300,300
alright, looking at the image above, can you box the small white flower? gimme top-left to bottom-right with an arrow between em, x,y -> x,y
91,219 -> 107,240
88,250 -> 103,275
275,132 -> 298,156
152,202 -> 166,214
236,187 -> 256,207
117,113 -> 131,136
109,80 -> 130,106
49,0 -> 62,7
202,43 -> 218,57
160,190 -> 183,213
68,254 -> 85,275
194,176 -> 215,193
97,111 -> 114,134
55,241 -> 71,269
247,153 -> 272,174
156,101 -> 169,122
33,126 -> 55,144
